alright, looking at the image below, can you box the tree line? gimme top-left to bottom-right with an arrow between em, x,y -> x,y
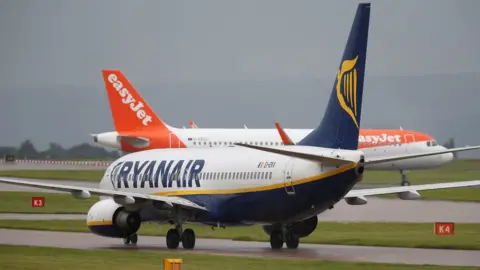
0,140 -> 121,160
0,137 -> 458,161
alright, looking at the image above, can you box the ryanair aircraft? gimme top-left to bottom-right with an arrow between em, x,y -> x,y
2,3 -> 480,250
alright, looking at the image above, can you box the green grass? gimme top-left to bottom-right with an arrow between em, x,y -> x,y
2,245 -> 475,270
0,170 -> 104,181
1,220 -> 479,250
0,192 -> 97,214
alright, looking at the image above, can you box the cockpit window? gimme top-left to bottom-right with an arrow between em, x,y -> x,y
427,140 -> 438,147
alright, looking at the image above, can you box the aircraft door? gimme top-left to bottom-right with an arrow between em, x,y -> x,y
403,133 -> 415,153
284,158 -> 296,195
169,133 -> 181,148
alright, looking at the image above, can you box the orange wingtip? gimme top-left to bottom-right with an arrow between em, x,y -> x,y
275,122 -> 295,145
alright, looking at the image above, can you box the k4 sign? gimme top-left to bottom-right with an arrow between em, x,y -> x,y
31,197 -> 45,208
434,222 -> 454,236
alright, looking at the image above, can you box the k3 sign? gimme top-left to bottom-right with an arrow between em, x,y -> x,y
31,197 -> 45,208
434,222 -> 454,236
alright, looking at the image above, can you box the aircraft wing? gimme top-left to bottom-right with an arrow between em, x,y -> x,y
364,145 -> 480,165
345,180 -> 480,198
0,177 -> 208,212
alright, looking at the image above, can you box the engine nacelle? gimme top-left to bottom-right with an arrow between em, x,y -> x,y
345,196 -> 368,205
397,190 -> 421,200
262,215 -> 318,238
87,199 -> 142,238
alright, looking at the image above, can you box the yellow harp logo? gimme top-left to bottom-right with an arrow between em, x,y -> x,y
336,55 -> 359,128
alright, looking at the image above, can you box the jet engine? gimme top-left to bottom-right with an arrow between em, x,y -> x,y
87,199 -> 142,238
262,215 -> 318,238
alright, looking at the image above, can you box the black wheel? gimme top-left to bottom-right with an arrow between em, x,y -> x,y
182,228 -> 196,249
269,230 -> 284,250
123,236 -> 130,245
166,229 -> 180,249
130,234 -> 138,244
285,233 -> 299,249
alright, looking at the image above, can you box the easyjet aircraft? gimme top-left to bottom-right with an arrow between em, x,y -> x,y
93,21 -> 453,189
93,67 -> 455,186
3,4 -> 480,251
93,68 -> 455,187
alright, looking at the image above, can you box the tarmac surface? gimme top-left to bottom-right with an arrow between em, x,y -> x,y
1,172 -> 480,266
0,228 -> 478,267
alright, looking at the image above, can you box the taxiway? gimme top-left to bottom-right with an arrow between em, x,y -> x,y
0,229 -> 478,267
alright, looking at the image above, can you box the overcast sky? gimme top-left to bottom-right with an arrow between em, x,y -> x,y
0,0 -> 479,157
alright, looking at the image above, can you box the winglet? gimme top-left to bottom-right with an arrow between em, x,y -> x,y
274,122 -> 295,145
189,120 -> 198,129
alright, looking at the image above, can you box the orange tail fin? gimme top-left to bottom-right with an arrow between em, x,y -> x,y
102,70 -> 166,132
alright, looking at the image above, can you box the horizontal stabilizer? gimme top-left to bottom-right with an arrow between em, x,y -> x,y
364,145 -> 480,165
118,135 -> 150,148
234,143 -> 353,166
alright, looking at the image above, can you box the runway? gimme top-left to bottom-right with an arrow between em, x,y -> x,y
0,228 -> 478,267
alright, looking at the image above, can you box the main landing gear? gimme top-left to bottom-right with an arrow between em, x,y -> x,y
166,225 -> 196,249
123,233 -> 138,245
400,170 -> 410,186
269,228 -> 300,250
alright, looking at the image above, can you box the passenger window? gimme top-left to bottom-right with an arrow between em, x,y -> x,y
427,141 -> 431,147
269,172 -> 272,179
261,172 -> 264,179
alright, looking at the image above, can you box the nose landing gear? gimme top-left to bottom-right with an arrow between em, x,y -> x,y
400,170 -> 410,186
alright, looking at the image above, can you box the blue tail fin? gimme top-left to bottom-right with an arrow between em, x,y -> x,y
297,3 -> 370,150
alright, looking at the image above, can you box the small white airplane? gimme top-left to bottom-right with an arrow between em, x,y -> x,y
2,3 -> 480,251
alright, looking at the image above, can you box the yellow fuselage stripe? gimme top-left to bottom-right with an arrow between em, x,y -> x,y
87,220 -> 113,226
151,162 -> 357,196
